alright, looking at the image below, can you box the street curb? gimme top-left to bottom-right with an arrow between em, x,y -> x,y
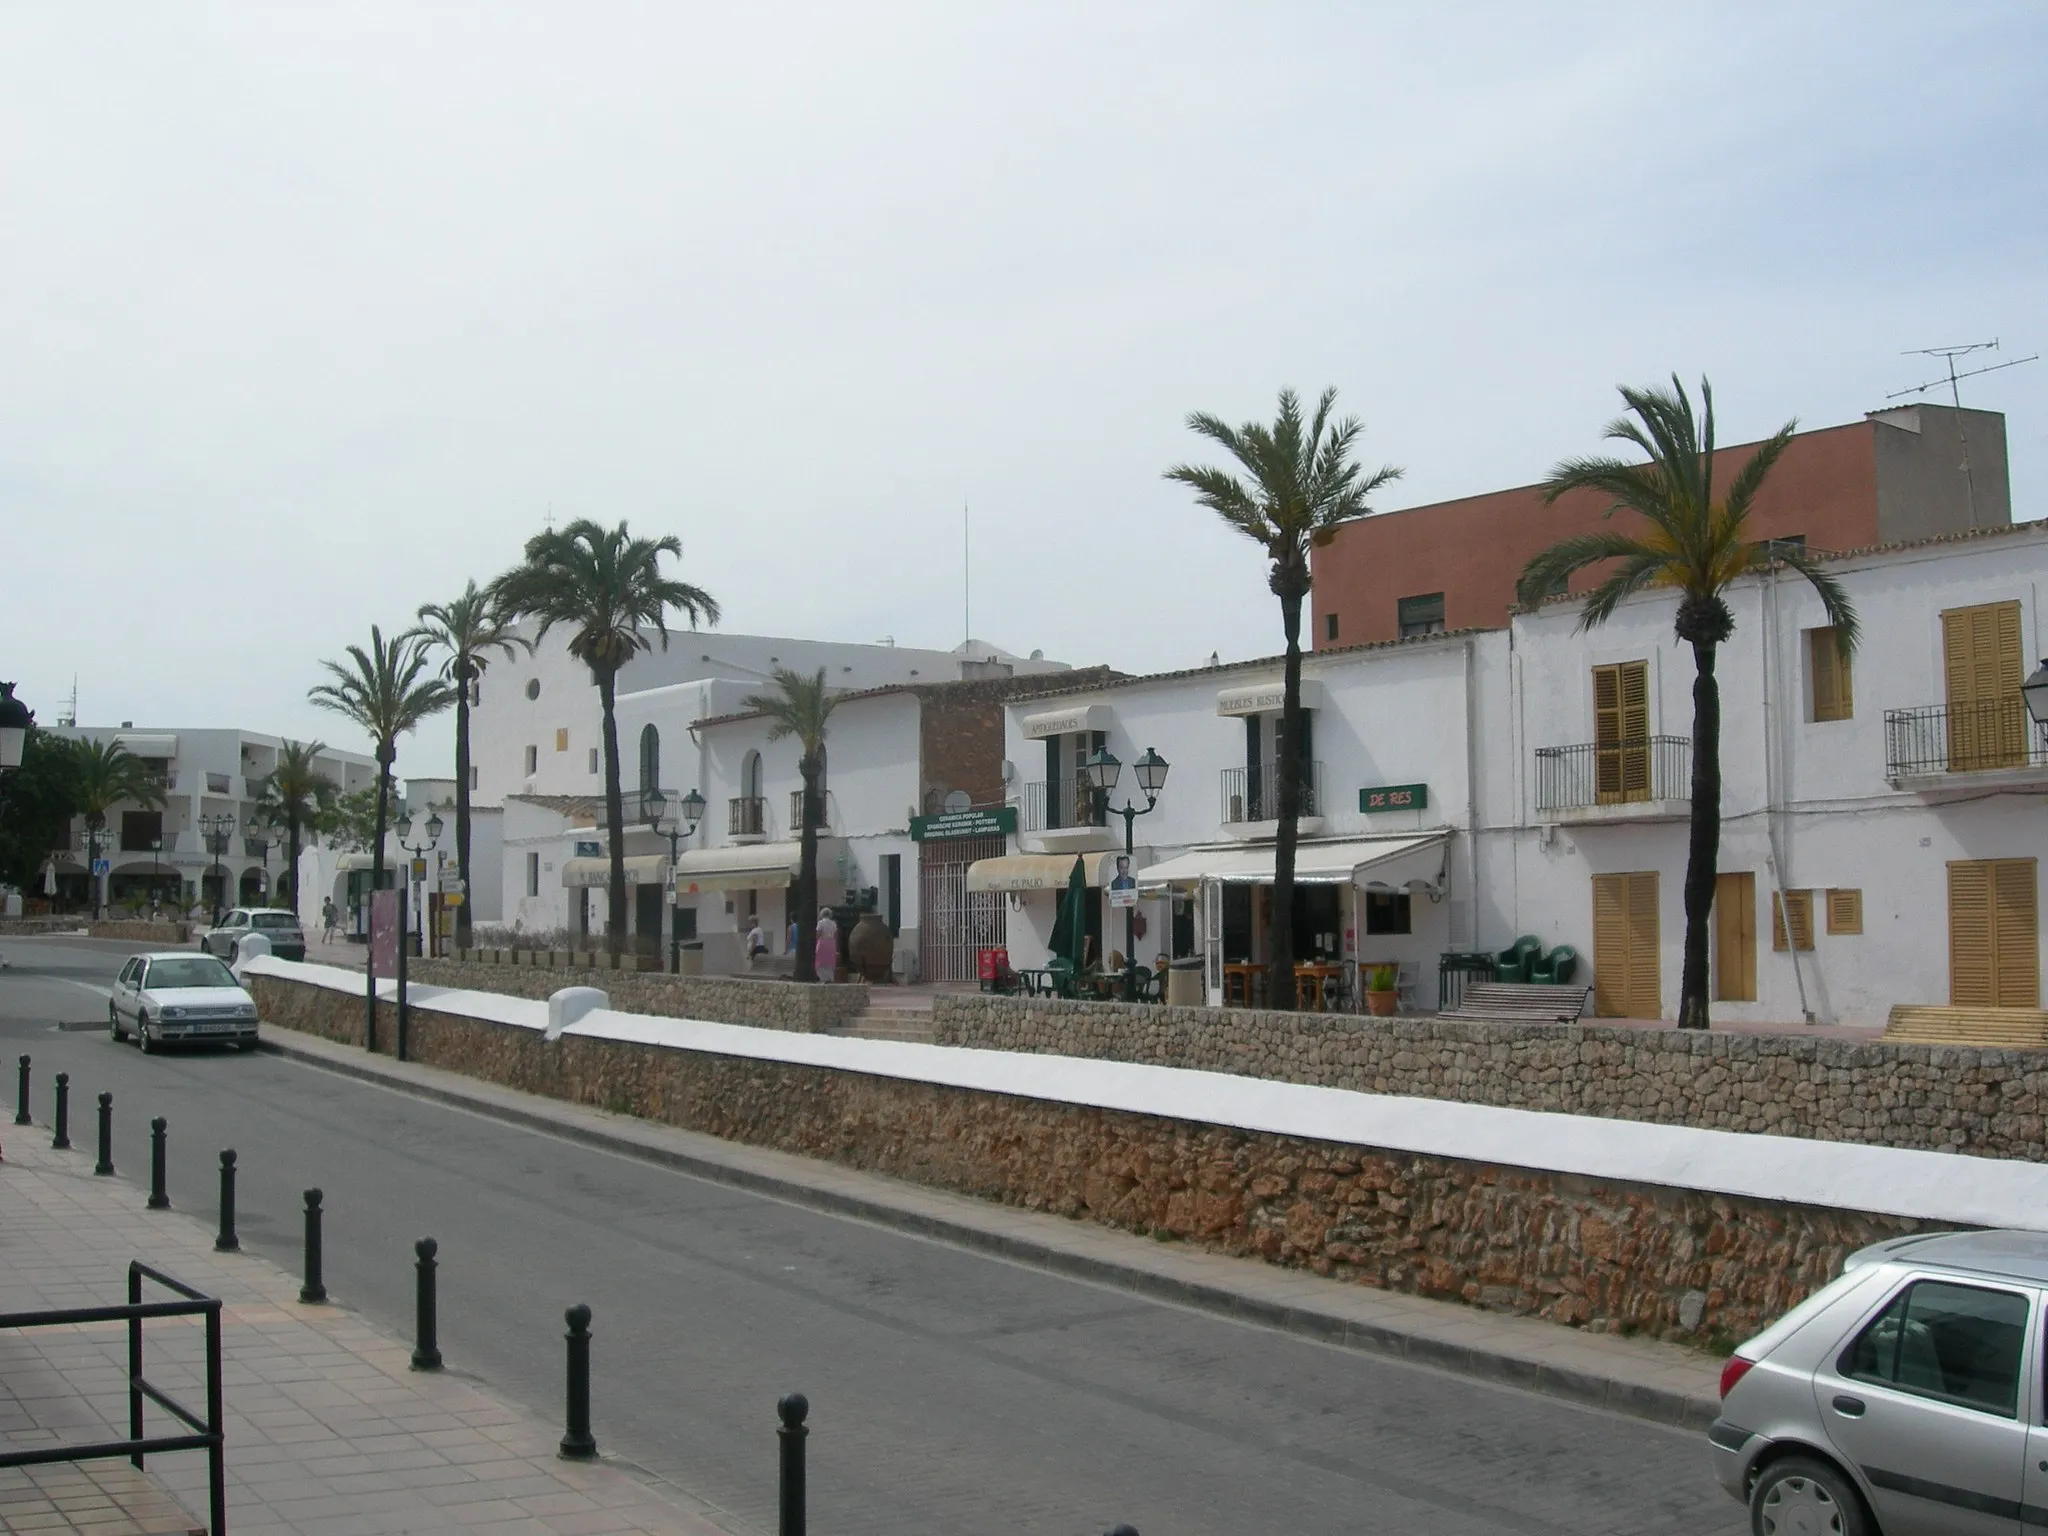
259,1033 -> 1719,1432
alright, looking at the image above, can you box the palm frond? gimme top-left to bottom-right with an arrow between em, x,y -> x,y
1574,551 -> 1675,630
1766,546 -> 1862,654
1515,531 -> 1667,609
740,667 -> 837,752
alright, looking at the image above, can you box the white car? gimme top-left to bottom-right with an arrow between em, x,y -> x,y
109,952 -> 260,1053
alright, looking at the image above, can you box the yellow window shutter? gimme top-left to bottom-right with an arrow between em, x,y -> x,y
1809,628 -> 1852,722
1950,861 -> 1994,1006
1772,890 -> 1814,951
1825,888 -> 1863,936
1626,871 -> 1660,1016
1992,858 -> 2039,1008
1592,874 -> 1627,1017
1619,661 -> 1650,740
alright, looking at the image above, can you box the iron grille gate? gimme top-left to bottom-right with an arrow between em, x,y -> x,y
918,835 -> 1008,982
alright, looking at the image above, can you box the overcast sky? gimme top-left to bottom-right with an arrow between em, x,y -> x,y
3,3 -> 2042,778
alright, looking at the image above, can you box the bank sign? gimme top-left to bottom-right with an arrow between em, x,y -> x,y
1359,783 -> 1428,812
909,806 -> 1018,841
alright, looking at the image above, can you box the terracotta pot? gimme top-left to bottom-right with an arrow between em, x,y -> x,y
847,912 -> 894,982
1365,989 -> 1398,1016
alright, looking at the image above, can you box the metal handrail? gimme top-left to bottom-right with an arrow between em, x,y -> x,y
1219,760 -> 1323,823
1533,736 -> 1692,811
0,1261 -> 226,1534
728,795 -> 767,836
1884,698 -> 2048,777
1019,780 -> 1108,832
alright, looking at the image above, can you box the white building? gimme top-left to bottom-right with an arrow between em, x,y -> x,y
982,522 -> 2048,1026
48,727 -> 377,915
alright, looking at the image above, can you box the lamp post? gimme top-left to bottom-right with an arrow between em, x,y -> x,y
642,787 -> 706,973
149,837 -> 162,916
2023,661 -> 2048,741
248,837 -> 269,908
1081,745 -> 1170,1002
394,809 -> 444,957
0,685 -> 29,915
198,814 -> 235,926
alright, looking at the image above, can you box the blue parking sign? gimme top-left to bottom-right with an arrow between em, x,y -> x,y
91,859 -> 111,876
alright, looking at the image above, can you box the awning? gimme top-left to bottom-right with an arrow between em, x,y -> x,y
967,850 -> 1142,894
1020,702 -> 1112,740
334,852 -> 379,873
1214,679 -> 1325,716
112,732 -> 178,758
672,840 -> 843,895
563,853 -> 671,888
1138,833 -> 1448,889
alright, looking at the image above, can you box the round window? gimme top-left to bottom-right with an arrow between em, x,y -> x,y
525,679 -> 540,700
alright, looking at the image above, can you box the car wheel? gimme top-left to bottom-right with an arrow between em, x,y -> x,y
109,1002 -> 124,1042
138,1015 -> 158,1055
1751,1455 -> 1868,1536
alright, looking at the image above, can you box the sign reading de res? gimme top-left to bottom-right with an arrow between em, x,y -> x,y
910,806 -> 1019,842
1359,783 -> 1428,813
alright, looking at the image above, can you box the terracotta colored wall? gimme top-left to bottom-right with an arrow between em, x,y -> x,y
1311,421 -> 1882,647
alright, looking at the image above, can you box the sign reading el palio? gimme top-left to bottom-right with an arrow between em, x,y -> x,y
1359,783 -> 1428,813
909,806 -> 1019,842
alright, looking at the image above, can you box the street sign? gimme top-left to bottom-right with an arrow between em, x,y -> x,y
443,893 -> 465,908
1359,783 -> 1428,813
410,858 -> 428,880
439,875 -> 466,893
910,806 -> 1018,841
91,859 -> 111,877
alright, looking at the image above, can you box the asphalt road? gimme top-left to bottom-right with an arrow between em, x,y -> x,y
0,935 -> 1746,1536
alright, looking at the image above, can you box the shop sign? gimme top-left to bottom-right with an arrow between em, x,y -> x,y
1359,783 -> 1428,812
574,840 -> 603,857
910,806 -> 1017,841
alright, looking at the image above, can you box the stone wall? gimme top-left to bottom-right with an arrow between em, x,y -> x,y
930,994 -> 2048,1163
404,958 -> 868,1034
0,918 -> 188,942
254,973 -> 1922,1345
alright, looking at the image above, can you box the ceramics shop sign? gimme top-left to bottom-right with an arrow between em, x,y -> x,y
1359,783 -> 1428,813
910,806 -> 1018,841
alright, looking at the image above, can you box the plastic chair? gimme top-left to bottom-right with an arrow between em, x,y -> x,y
1528,945 -> 1578,985
1494,935 -> 1542,982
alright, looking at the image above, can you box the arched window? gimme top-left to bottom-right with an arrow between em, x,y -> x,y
638,724 -> 660,797
742,749 -> 762,800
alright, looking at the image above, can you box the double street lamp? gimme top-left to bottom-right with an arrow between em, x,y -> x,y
395,808 -> 444,956
198,814 -> 236,926
1081,745 -> 1171,1002
642,787 -> 706,973
2023,662 -> 2048,735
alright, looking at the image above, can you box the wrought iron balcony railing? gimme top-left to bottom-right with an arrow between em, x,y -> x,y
1885,698 -> 2048,778
787,789 -> 829,832
728,795 -> 767,837
1219,760 -> 1324,823
1020,780 -> 1109,832
1534,736 -> 1692,812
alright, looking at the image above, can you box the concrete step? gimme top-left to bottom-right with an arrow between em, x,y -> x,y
1884,1004 -> 2048,1049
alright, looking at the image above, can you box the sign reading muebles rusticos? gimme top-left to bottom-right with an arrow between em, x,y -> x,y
909,806 -> 1018,841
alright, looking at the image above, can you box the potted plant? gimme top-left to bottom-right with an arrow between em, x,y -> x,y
1362,962 -> 1399,1016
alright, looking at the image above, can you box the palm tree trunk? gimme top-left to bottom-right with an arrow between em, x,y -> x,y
1678,641 -> 1721,1030
794,752 -> 820,983
371,744 -> 394,894
453,667 -> 473,951
1266,584 -> 1304,1012
598,667 -> 627,957
286,812 -> 302,919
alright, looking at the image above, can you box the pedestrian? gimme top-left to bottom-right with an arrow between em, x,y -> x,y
746,918 -> 767,965
787,916 -> 798,953
320,897 -> 339,944
813,907 -> 839,981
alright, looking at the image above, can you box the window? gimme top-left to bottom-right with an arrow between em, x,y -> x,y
120,810 -> 163,852
638,724 -> 660,798
1324,613 -> 1339,642
525,678 -> 540,700
1364,889 -> 1410,935
471,681 -> 481,706
525,852 -> 540,897
1842,1279 -> 2027,1417
587,747 -> 599,774
1759,534 -> 1806,558
468,766 -> 479,791
524,745 -> 538,776
1808,627 -> 1853,721
1397,593 -> 1445,638
1592,661 -> 1652,803
1826,888 -> 1863,936
1772,889 -> 1815,951
556,728 -> 569,753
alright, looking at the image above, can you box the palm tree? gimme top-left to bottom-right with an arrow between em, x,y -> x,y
72,738 -> 165,918
491,519 -> 718,955
417,582 -> 531,950
742,667 -> 838,982
1517,376 -> 1858,1030
1165,388 -> 1402,1010
308,626 -> 455,900
252,740 -> 337,918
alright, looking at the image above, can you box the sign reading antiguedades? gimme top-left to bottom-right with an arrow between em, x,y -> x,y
1359,783 -> 1428,812
909,806 -> 1018,841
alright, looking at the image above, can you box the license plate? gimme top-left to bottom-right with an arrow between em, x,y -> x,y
197,1021 -> 244,1034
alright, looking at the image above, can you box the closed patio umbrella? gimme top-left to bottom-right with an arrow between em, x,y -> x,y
1049,856 -> 1087,969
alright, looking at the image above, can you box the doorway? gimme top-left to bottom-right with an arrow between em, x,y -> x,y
1713,872 -> 1756,1002
1949,858 -> 2039,1007
1592,871 -> 1660,1018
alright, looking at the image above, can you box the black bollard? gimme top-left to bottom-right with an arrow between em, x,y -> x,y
14,1054 -> 28,1125
299,1190 -> 326,1303
777,1393 -> 808,1536
51,1072 -> 70,1150
94,1092 -> 115,1176
214,1150 -> 239,1252
559,1304 -> 596,1460
411,1238 -> 442,1370
148,1118 -> 169,1209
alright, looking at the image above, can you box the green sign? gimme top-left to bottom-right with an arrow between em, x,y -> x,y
1359,783 -> 1428,813
910,806 -> 1017,841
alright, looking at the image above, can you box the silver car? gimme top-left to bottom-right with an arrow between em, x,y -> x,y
109,952 -> 260,1052
199,907 -> 306,963
1711,1228 -> 2048,1534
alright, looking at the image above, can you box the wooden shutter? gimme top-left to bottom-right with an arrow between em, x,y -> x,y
1943,602 -> 2024,770
1593,871 -> 1660,1017
1624,871 -> 1660,1016
1593,666 -> 1623,799
1772,889 -> 1814,951
1992,859 -> 2040,1007
1808,628 -> 1853,722
1714,872 -> 1756,1001
1950,861 -> 1995,1005
1825,888 -> 1863,936
1593,662 -> 1651,803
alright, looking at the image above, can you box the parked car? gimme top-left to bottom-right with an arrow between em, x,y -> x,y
1710,1228 -> 2048,1535
198,907 -> 305,963
109,952 -> 260,1052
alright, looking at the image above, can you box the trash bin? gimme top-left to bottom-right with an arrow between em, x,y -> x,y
677,939 -> 704,976
1166,956 -> 1204,1007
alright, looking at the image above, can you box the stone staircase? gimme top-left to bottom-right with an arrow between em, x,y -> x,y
1884,1004 -> 2048,1049
828,990 -> 939,1043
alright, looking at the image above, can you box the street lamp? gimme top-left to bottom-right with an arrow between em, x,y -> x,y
395,808 -> 444,956
1082,745 -> 1171,1002
644,786 -> 706,973
198,813 -> 236,926
149,837 -> 162,916
0,682 -> 29,773
2023,660 -> 2048,735
249,837 -> 269,906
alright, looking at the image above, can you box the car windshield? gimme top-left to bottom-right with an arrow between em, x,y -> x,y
251,913 -> 299,930
145,957 -> 241,990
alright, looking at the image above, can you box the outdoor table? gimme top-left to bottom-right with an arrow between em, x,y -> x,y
1221,962 -> 1262,1006
1294,963 -> 1344,1011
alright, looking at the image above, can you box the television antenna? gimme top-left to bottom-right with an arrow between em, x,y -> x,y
1886,340 -> 2037,528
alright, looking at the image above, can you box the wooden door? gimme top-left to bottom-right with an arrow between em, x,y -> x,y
1593,662 -> 1651,803
1942,602 -> 2024,770
1949,858 -> 2040,1007
1714,871 -> 1756,1002
1592,871 -> 1661,1017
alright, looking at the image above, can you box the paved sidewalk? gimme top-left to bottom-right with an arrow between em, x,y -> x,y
260,1025 -> 1724,1429
0,1132 -> 746,1536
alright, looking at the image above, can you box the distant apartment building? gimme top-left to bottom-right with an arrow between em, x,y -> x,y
1310,403 -> 2010,648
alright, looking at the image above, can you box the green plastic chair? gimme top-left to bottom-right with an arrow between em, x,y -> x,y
1529,945 -> 1578,985
1493,934 -> 1542,982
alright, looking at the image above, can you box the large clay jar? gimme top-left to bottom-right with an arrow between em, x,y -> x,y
847,912 -> 894,982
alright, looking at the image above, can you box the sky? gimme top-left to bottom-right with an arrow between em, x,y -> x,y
2,3 -> 2043,779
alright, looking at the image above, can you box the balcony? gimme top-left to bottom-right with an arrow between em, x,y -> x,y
788,789 -> 829,833
1534,736 -> 1692,822
728,795 -> 768,842
1885,699 -> 2048,788
1020,779 -> 1115,851
1218,760 -> 1326,838
205,772 -> 233,795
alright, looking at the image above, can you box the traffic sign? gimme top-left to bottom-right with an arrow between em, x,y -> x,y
91,859 -> 111,877
443,893 -> 465,908
410,858 -> 428,880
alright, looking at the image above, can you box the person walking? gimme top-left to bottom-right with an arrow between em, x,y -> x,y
746,918 -> 767,966
320,897 -> 339,944
813,907 -> 839,982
